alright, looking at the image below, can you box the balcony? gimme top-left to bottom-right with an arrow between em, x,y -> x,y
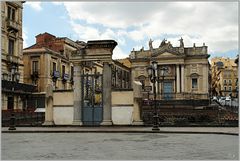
2,80 -> 37,94
53,71 -> 60,78
7,55 -> 20,64
6,19 -> 20,32
62,73 -> 69,82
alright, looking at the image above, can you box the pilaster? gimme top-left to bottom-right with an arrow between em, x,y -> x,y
101,62 -> 113,125
72,63 -> 83,125
181,65 -> 185,93
176,65 -> 180,93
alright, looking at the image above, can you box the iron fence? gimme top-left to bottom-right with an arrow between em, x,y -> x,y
2,110 -> 45,127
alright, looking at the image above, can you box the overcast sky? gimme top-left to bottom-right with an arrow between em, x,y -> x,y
23,1 -> 238,59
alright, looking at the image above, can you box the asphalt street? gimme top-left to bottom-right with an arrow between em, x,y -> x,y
1,133 -> 239,160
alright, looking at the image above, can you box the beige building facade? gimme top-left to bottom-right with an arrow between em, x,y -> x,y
1,1 -> 24,82
211,57 -> 238,97
130,38 -> 210,101
23,33 -> 84,92
1,1 -> 37,111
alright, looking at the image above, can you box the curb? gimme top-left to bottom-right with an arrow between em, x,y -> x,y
2,130 -> 238,135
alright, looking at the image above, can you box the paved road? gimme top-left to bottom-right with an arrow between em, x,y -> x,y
1,133 -> 238,160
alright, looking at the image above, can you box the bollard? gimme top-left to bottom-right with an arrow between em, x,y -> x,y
8,113 -> 16,130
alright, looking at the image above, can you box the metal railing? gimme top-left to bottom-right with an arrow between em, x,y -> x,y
2,110 -> 45,127
1,80 -> 37,93
144,92 -> 209,100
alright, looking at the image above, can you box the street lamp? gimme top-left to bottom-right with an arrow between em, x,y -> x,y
15,72 -> 20,83
147,61 -> 168,131
158,66 -> 168,100
147,61 -> 159,131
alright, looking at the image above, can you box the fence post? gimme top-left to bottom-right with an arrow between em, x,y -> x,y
8,113 -> 16,130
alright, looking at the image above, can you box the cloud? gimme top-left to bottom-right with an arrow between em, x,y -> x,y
62,2 -> 237,57
113,46 -> 128,59
25,2 -> 42,11
51,2 -> 63,5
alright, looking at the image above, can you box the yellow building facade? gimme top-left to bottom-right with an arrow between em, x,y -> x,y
23,33 -> 84,92
211,57 -> 238,97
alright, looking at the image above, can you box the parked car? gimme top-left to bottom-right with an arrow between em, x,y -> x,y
218,97 -> 226,105
225,96 -> 231,106
225,96 -> 231,101
212,96 -> 218,101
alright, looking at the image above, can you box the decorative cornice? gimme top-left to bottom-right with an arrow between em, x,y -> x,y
86,40 -> 117,49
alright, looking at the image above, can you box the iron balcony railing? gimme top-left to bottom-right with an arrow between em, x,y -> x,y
53,71 -> 60,78
1,80 -> 37,94
62,73 -> 69,81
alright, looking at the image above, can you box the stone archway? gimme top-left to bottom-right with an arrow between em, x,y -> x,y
70,40 -> 117,125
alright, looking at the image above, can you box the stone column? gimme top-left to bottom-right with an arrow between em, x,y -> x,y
72,63 -> 83,125
181,65 -> 185,93
176,65 -> 180,93
43,84 -> 54,126
101,62 -> 113,125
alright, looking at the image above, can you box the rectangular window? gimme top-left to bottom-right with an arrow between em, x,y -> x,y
224,79 -> 227,84
229,86 -> 232,91
8,39 -> 14,55
229,79 -> 232,84
53,62 -> 56,72
192,78 -> 198,89
62,65 -> 65,76
7,96 -> 14,110
71,66 -> 74,79
7,6 -> 15,21
32,61 -> 39,73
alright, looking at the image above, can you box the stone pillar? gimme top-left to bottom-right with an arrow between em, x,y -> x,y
181,65 -> 185,93
176,65 -> 180,93
43,84 -> 54,126
72,63 -> 83,125
101,62 -> 113,125
132,98 -> 144,125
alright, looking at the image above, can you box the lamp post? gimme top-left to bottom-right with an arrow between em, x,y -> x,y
147,61 -> 168,131
11,65 -> 16,81
147,61 -> 158,130
15,72 -> 20,83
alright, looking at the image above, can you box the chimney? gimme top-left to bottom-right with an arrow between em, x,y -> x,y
36,32 -> 56,45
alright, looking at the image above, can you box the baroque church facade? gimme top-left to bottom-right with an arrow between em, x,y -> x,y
130,38 -> 210,103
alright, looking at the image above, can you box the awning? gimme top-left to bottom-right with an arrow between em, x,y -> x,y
34,108 -> 45,113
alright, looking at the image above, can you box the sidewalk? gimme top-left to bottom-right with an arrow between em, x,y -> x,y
1,126 -> 239,135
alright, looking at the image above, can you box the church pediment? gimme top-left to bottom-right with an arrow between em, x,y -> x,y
152,48 -> 184,58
